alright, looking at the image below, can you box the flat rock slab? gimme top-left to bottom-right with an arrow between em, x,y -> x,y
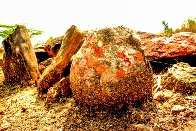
139,32 -> 196,60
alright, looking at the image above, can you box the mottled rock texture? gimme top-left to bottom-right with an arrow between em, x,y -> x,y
70,26 -> 153,109
2,25 -> 39,86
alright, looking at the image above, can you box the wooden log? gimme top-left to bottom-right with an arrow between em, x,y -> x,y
2,25 -> 39,86
38,25 -> 84,95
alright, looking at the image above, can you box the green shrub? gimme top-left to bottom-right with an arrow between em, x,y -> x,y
0,24 -> 43,39
174,17 -> 196,33
161,21 -> 173,35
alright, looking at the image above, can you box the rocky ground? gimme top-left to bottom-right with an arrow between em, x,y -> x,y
0,29 -> 196,130
0,65 -> 195,130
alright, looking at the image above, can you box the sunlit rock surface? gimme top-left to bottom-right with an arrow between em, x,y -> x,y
38,25 -> 84,95
140,32 -> 196,60
161,62 -> 196,94
44,36 -> 63,57
2,25 -> 39,86
70,26 -> 154,109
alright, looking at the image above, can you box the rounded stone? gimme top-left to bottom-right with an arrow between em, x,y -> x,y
70,26 -> 154,109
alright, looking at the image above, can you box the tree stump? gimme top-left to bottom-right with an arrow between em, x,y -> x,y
2,25 -> 39,86
38,25 -> 84,95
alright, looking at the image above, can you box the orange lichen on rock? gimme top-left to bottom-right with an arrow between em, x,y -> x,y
94,47 -> 104,57
102,41 -> 108,45
117,51 -> 127,59
96,64 -> 106,74
135,51 -> 144,61
70,26 -> 153,110
116,68 -> 126,78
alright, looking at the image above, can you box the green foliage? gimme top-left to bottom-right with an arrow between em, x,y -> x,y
48,36 -> 53,41
161,21 -> 173,35
161,17 -> 196,34
0,24 -> 16,38
28,28 -> 43,38
0,24 -> 43,39
174,17 -> 196,33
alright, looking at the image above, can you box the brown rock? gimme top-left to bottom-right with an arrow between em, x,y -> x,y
161,62 -> 196,94
185,95 -> 196,100
46,86 -> 59,103
70,26 -> 153,109
38,25 -> 84,95
131,124 -> 151,131
38,58 -> 53,74
0,48 -> 4,67
140,32 -> 196,60
56,77 -> 71,97
46,77 -> 71,103
171,105 -> 186,114
44,36 -> 63,57
2,25 -> 39,86
184,120 -> 196,131
153,89 -> 174,101
34,43 -> 50,63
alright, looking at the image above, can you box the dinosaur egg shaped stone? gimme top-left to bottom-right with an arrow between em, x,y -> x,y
70,26 -> 154,109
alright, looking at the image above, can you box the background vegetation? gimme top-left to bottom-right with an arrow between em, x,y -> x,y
162,17 -> 196,34
0,24 -> 43,39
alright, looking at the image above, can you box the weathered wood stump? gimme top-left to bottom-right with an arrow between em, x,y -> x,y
2,25 -> 39,86
38,25 -> 84,95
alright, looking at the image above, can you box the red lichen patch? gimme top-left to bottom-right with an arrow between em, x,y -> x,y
94,47 -> 104,57
96,64 -> 106,74
135,51 -> 144,61
117,51 -> 127,59
102,41 -> 108,45
116,69 -> 126,78
124,58 -> 132,66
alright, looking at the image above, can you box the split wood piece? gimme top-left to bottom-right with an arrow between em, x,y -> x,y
38,25 -> 84,95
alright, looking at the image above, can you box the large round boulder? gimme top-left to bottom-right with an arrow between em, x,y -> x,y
70,26 -> 154,109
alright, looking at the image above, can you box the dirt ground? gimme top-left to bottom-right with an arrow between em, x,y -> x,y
0,65 -> 196,130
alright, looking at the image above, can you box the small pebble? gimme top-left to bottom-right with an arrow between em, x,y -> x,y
171,105 -> 186,114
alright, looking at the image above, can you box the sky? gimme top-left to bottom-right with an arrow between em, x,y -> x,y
0,0 -> 195,44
